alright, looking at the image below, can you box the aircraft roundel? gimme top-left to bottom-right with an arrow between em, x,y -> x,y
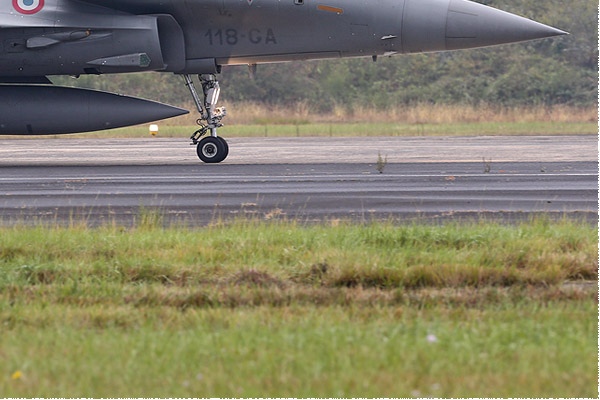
13,0 -> 45,14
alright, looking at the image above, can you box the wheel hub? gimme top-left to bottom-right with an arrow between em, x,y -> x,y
202,143 -> 217,158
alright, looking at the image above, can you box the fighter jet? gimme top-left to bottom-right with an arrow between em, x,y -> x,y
0,0 -> 566,163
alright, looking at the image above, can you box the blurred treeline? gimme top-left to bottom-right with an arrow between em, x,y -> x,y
53,0 -> 597,111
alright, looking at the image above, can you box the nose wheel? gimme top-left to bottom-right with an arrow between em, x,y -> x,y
183,73 -> 229,163
196,136 -> 229,164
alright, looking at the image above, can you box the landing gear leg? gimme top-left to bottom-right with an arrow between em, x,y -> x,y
183,74 -> 229,163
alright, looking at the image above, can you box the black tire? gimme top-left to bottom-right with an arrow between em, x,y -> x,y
197,136 -> 227,163
217,136 -> 229,160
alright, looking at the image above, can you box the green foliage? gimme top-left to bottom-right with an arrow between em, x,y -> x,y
51,0 -> 597,109
0,219 -> 597,397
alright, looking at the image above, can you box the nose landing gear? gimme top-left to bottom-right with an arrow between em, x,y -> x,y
183,74 -> 229,163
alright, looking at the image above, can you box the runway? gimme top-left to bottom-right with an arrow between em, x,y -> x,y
0,135 -> 597,225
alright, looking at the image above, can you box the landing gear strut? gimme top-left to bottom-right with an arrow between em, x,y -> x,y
183,74 -> 229,163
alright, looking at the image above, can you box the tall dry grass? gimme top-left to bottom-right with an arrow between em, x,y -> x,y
170,102 -> 598,125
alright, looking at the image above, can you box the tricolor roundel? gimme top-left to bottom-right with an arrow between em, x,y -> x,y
13,0 -> 45,14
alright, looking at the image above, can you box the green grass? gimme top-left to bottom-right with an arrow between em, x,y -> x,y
0,218 -> 597,397
220,121 -> 597,137
46,121 -> 597,139
1,218 -> 596,288
2,303 -> 596,397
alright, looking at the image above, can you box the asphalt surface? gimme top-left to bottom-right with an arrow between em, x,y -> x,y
0,136 -> 597,225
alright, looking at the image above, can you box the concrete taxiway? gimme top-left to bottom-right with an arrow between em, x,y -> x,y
0,136 -> 596,225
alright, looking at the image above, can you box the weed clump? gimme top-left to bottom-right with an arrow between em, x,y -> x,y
231,269 -> 287,289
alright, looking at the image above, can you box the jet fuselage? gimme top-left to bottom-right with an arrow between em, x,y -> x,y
0,0 -> 565,78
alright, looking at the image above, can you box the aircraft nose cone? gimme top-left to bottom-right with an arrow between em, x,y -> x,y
400,0 -> 567,54
445,0 -> 568,50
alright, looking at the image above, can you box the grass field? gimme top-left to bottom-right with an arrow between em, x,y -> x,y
0,217 -> 597,397
59,120 -> 596,139
19,103 -> 594,139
